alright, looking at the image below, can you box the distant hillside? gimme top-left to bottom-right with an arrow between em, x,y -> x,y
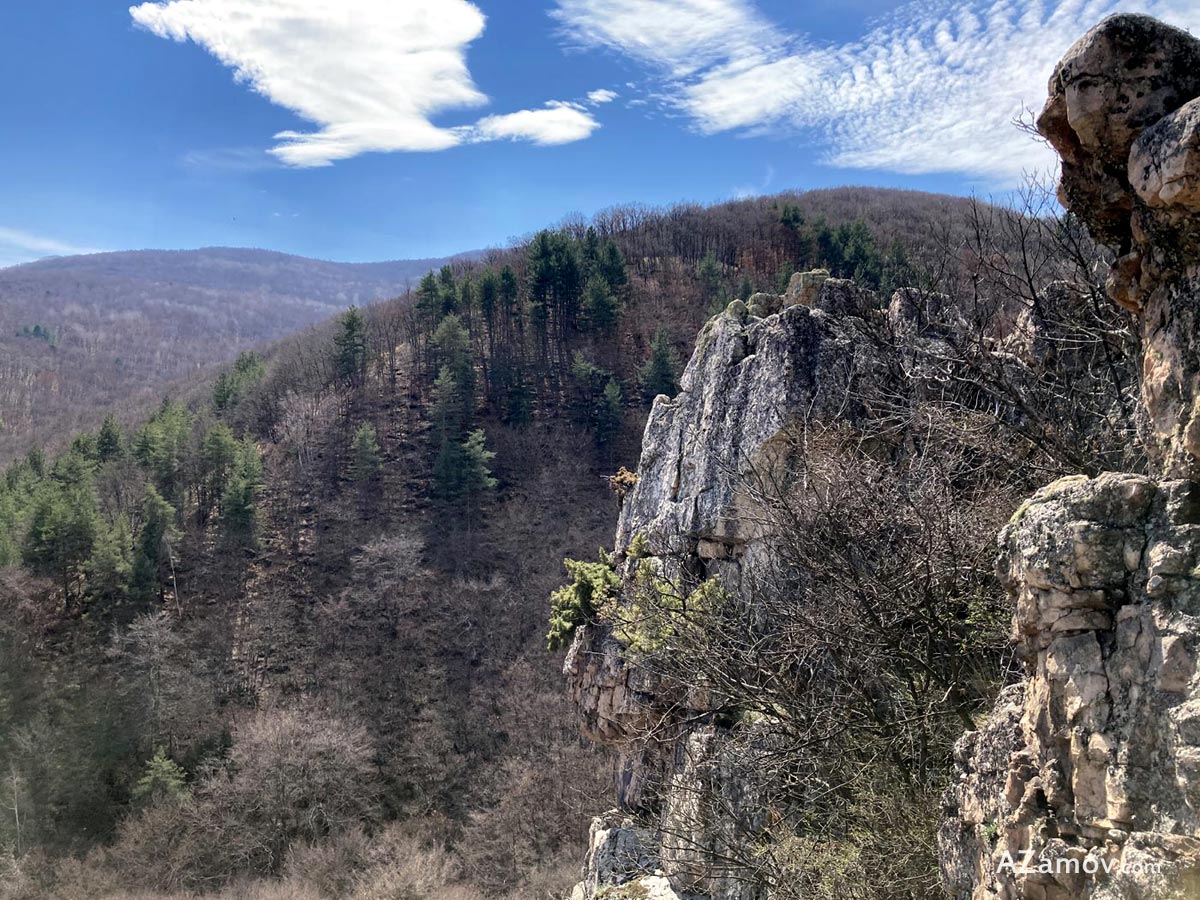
0,246 -> 475,463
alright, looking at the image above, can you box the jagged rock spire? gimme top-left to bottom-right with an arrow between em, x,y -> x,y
1039,14 -> 1200,477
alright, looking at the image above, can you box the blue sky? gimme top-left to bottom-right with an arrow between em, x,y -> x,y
1,0 -> 1197,267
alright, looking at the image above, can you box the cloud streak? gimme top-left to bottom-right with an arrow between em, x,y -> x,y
131,0 -> 603,166
0,227 -> 102,268
553,0 -> 1200,182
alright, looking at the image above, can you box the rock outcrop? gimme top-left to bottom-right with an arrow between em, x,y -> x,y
942,15 -> 1200,899
565,277 -> 892,899
566,261 -> 1096,897
942,475 -> 1200,899
1038,13 -> 1200,478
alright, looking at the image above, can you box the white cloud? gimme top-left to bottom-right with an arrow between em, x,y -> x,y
467,105 -> 601,145
0,227 -> 102,268
552,0 -> 784,76
553,0 -> 1200,182
587,88 -> 619,105
131,0 -> 603,166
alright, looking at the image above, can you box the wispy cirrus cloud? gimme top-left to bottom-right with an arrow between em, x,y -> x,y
0,227 -> 102,268
181,147 -> 282,173
554,0 -> 785,75
552,0 -> 1200,182
130,0 -> 604,166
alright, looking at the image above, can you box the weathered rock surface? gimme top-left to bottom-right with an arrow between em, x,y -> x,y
940,475 -> 1200,897
943,474 -> 1200,899
569,810 -> 659,899
1037,14 -> 1200,251
566,279 -> 895,899
612,285 -> 885,564
942,15 -> 1200,899
1038,13 -> 1200,477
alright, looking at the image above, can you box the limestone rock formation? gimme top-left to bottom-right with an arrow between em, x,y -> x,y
943,475 -> 1200,899
785,268 -> 829,307
567,267 -> 1075,898
942,15 -> 1200,899
565,278 -> 893,899
1038,13 -> 1200,477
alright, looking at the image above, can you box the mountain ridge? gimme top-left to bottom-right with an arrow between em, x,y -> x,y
4,245 -> 482,276
0,245 -> 475,463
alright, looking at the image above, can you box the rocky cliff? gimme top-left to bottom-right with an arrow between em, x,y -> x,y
941,14 -> 1200,900
564,274 -> 888,900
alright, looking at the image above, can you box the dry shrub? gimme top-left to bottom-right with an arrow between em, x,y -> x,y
282,829 -> 373,898
344,824 -> 483,900
495,857 -> 584,900
105,706 -> 381,893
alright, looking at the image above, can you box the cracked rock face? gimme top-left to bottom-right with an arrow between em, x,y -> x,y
943,15 -> 1200,899
943,475 -> 1200,899
1038,13 -> 1200,478
566,281 -> 893,900
613,286 -> 885,564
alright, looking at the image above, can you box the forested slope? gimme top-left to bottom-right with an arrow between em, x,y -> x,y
0,247 -> 469,465
0,185 -> 1091,899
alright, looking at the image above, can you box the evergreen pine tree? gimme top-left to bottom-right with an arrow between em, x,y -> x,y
458,279 -> 475,319
220,441 -> 263,546
583,275 -> 619,333
134,401 -> 193,509
25,448 -> 44,478
0,487 -> 18,568
478,270 -> 498,346
86,517 -> 134,605
199,423 -> 239,523
131,748 -> 188,807
433,429 -> 497,508
459,428 -> 498,503
96,415 -> 124,461
334,306 -> 368,387
437,265 -> 457,315
348,422 -> 382,483
432,314 -> 473,388
498,266 -> 519,325
213,352 -> 266,412
639,329 -> 681,403
597,378 -> 624,447
212,372 -> 236,412
432,366 -> 468,438
131,485 -> 178,604
23,479 -> 98,604
432,437 -> 465,499
431,314 -> 475,434
600,241 -> 628,290
416,272 -> 441,325
70,433 -> 99,463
